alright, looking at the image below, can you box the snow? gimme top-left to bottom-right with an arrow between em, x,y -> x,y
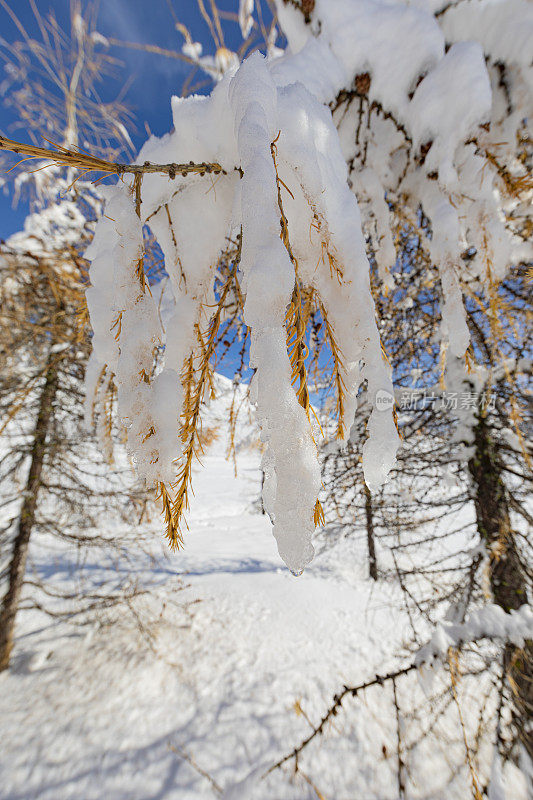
416,603 -> 533,668
441,0 -> 533,68
230,53 -> 320,573
354,167 -> 396,290
488,752 -> 507,800
7,200 -> 88,258
311,0 -> 444,121
182,41 -> 203,60
85,186 -> 172,484
409,41 -> 491,186
273,0 -> 531,361
82,0 -> 532,571
0,386 -> 409,800
1,379 -> 530,799
2,1 -> 533,795
90,31 -> 109,48
416,181 -> 471,357
238,0 -> 254,39
86,43 -> 401,571
270,37 -> 345,104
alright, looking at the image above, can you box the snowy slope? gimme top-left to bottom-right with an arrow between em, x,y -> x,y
0,379 -> 528,800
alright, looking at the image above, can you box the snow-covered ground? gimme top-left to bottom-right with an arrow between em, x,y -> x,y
0,382 -> 528,800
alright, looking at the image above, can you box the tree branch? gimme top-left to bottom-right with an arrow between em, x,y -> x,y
0,135 -> 226,179
264,662 -> 418,776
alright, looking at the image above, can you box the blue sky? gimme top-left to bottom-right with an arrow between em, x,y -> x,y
0,0 -> 255,238
0,0 -> 275,382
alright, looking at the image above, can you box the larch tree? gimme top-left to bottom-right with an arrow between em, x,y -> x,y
2,0 -> 528,587
0,0 -> 146,671
78,0 -> 530,789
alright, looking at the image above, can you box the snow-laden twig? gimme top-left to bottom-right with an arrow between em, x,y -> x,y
0,135 -> 226,180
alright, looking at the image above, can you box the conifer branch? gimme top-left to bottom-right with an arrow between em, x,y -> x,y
166,240 -> 243,546
0,135 -> 226,180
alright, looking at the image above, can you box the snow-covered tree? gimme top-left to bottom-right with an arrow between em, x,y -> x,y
0,214 -> 154,671
0,1 -> 146,671
68,0 -> 530,577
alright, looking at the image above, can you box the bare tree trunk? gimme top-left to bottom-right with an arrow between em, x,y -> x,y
0,352 -> 58,671
468,411 -> 532,760
364,484 -> 378,581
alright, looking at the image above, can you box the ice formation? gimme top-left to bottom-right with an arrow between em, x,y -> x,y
85,0 -> 532,571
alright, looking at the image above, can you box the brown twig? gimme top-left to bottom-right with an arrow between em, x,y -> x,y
264,662 -> 418,776
448,648 -> 484,800
0,135 -> 226,180
166,241 -> 243,546
168,742 -> 223,794
299,769 -> 328,800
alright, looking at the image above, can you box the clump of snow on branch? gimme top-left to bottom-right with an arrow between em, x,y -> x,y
85,49 -> 398,572
85,0 -> 532,571
84,189 -> 170,482
276,0 -> 532,354
416,603 -> 533,669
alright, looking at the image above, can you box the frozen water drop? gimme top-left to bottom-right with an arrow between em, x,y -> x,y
290,568 -> 304,577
